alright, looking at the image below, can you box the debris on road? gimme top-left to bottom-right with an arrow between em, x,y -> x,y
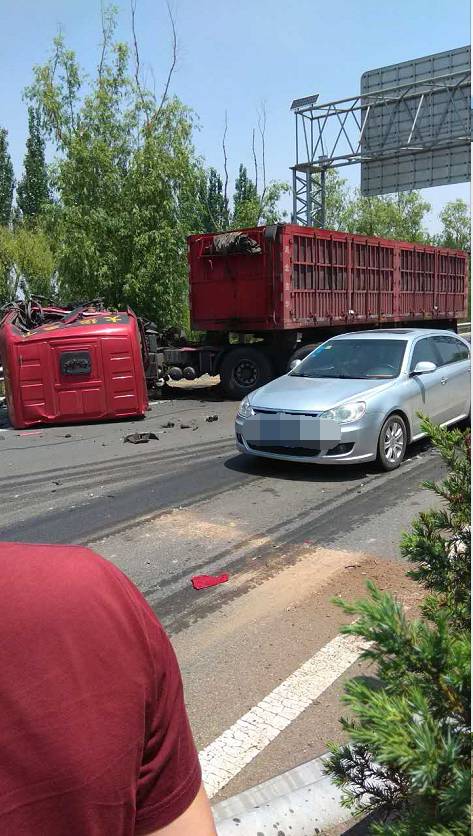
206,415 -> 219,423
191,573 -> 229,590
161,420 -> 175,429
123,432 -> 159,444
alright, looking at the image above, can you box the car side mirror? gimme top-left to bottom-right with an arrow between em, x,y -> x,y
289,358 -> 302,370
411,360 -> 437,375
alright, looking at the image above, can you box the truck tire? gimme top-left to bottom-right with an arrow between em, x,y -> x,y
220,347 -> 273,399
287,343 -> 321,371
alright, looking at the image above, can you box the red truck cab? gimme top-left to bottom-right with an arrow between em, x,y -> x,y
0,306 -> 148,429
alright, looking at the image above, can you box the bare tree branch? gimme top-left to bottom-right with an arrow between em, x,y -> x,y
258,103 -> 267,194
149,66 -> 158,100
257,104 -> 267,221
222,110 -> 229,212
205,194 -> 218,231
98,2 -> 107,80
252,127 -> 258,194
130,0 -> 150,117
147,1 -> 177,130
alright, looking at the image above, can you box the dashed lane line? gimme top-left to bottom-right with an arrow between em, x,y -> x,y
199,630 -> 366,799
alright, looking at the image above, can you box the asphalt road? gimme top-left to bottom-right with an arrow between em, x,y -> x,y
0,381 -> 444,813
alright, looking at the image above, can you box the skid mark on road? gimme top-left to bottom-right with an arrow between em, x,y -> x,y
199,630 -> 366,799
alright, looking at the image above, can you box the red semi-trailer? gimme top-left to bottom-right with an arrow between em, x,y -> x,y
147,224 -> 468,398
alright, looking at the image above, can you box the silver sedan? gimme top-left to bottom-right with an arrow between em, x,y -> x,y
235,329 -> 470,470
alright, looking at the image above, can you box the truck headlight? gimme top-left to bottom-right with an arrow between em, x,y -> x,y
320,401 -> 366,423
238,396 -> 255,418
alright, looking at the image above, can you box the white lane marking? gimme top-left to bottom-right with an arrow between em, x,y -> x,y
199,631 -> 366,799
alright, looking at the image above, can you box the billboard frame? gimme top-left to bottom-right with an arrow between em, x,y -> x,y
291,46 -> 471,226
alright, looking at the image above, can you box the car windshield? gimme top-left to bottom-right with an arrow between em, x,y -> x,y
290,339 -> 407,380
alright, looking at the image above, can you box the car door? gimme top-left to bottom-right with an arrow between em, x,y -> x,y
404,336 -> 446,436
431,335 -> 470,423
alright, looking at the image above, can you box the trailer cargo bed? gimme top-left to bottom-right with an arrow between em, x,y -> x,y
188,225 -> 468,332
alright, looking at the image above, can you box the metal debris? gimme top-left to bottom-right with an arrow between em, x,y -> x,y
206,415 -> 219,422
123,432 -> 159,444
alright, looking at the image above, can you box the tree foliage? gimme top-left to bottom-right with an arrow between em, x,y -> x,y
434,199 -> 470,252
0,128 -> 14,226
232,164 -> 259,227
198,167 -> 229,232
341,189 -> 432,243
230,163 -> 289,228
16,107 -> 50,222
320,173 -> 470,252
26,17 -> 205,328
0,225 -> 55,304
326,420 -> 471,835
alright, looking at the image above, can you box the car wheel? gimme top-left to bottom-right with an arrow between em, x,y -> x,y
377,414 -> 407,471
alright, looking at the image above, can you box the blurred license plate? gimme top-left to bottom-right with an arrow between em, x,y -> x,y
242,414 -> 341,449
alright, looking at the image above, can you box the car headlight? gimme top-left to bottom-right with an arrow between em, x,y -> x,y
238,396 -> 255,418
320,401 -> 366,423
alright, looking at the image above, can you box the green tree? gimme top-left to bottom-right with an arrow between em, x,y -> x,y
0,225 -> 55,304
317,169 -> 352,231
232,164 -> 259,227
326,420 -> 471,835
258,180 -> 290,225
0,127 -> 14,226
17,107 -> 50,222
231,163 -> 289,228
434,199 -> 470,251
27,14 -> 206,329
342,190 -> 432,242
197,167 -> 229,232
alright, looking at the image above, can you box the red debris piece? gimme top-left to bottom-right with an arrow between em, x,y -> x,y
191,573 -> 229,590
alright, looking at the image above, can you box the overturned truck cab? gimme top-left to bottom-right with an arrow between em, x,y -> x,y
0,302 -> 148,429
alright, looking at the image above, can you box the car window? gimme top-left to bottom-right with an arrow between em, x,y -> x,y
290,339 -> 407,380
410,338 -> 439,370
432,335 -> 470,366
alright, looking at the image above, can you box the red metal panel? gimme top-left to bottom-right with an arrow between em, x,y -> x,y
187,225 -> 468,332
0,311 -> 148,429
188,227 -> 278,330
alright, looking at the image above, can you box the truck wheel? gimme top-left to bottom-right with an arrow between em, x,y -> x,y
220,347 -> 273,399
287,343 -> 320,371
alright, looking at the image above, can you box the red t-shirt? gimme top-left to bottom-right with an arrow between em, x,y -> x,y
0,542 -> 201,835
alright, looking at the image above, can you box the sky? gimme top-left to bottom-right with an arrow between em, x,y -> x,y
0,0 -> 470,232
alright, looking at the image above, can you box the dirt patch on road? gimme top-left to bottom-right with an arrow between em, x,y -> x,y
173,547 -> 421,662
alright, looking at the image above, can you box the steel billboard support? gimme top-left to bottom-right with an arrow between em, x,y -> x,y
291,49 -> 471,224
291,167 -> 326,227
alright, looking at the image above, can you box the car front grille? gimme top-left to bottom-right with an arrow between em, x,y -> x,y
253,408 -> 321,418
247,442 -> 320,457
